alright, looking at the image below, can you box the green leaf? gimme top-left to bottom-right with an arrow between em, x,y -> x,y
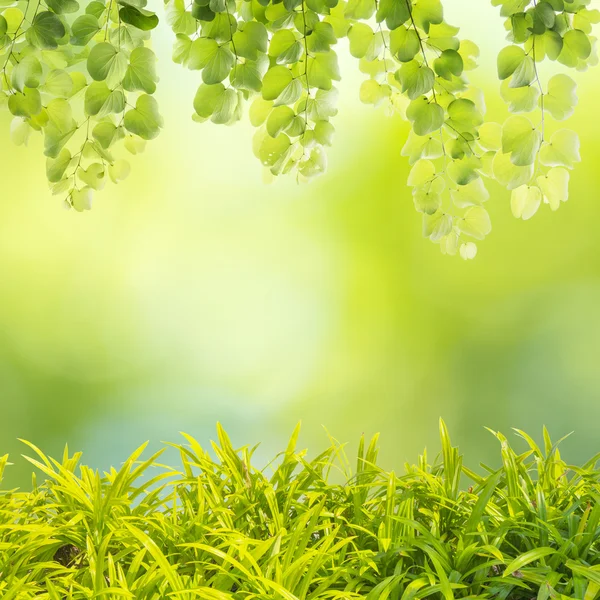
87,43 -> 128,87
423,211 -> 453,241
71,187 -> 93,212
233,21 -> 268,60
310,88 -> 338,120
266,105 -> 295,137
376,0 -> 410,30
93,121 -> 119,148
459,39 -> 479,70
46,98 -> 73,131
492,151 -> 534,190
539,129 -> 581,169
188,38 -> 218,70
308,22 -> 337,53
412,0 -> 443,33
275,78 -> 302,106
230,61 -> 264,92
307,51 -> 341,90
43,119 -> 76,157
86,1 -> 107,18
314,120 -> 335,145
509,54 -> 535,88
194,82 -> 236,124
269,30 -> 303,64
533,1 -> 555,30
395,61 -> 435,100
504,548 -> 557,575
348,23 -> 374,59
71,15 -> 100,46
389,26 -> 420,62
11,55 -> 43,92
447,98 -> 483,136
359,80 -> 390,105
413,188 -> 442,215
85,81 -> 125,116
460,241 -> 477,260
123,46 -> 158,94
172,34 -> 192,65
204,13 -> 237,43
448,157 -> 480,186
558,29 -> 592,67
8,87 -> 42,118
109,159 -> 131,183
46,148 -> 71,183
427,21 -> 460,52
203,44 -> 234,84
124,94 -> 163,139
500,79 -> 540,113
78,163 -> 106,190
26,11 -> 65,49
46,0 -> 79,14
451,178 -> 489,208
407,97 -> 444,136
433,49 -> 463,80
573,8 -> 600,35
511,184 -> 542,220
192,83 -> 220,120
464,471 -> 502,532
478,122 -> 502,151
257,132 -> 291,167
502,115 -> 542,166
119,5 -> 159,30
345,0 -> 375,20
407,159 -> 436,187
166,0 -> 197,34
537,167 -> 569,210
43,69 -> 73,97
543,74 -> 577,121
497,45 -> 526,80
402,131 -> 443,164
457,206 -> 491,240
262,66 -> 293,101
9,118 -> 31,146
566,561 -> 600,587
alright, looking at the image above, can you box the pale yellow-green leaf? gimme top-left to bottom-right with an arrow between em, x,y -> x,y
539,129 -> 581,169
457,206 -> 491,240
537,167 -> 569,210
543,74 -> 577,121
460,242 -> 477,260
407,159 -> 436,187
492,151 -> 534,190
511,184 -> 542,220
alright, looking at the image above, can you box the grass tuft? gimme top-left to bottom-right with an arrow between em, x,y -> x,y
1,419 -> 600,600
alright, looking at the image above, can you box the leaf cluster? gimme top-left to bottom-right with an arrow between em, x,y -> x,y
2,421 -> 600,599
0,0 -> 162,210
0,0 -> 599,257
493,0 -> 597,221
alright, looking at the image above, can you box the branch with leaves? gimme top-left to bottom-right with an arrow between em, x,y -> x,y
0,0 -> 161,210
493,0 -> 597,221
0,0 -> 598,257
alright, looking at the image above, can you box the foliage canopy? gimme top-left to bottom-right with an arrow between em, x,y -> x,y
2,421 -> 600,598
0,0 -> 598,256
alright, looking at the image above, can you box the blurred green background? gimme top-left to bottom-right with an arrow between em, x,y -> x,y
2,1 -> 600,488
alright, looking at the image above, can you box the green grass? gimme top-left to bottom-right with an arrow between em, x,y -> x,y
1,420 -> 600,599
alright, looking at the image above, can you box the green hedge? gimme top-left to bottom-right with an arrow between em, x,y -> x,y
1,420 -> 600,599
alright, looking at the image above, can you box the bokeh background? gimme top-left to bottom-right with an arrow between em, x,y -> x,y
2,0 -> 600,488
